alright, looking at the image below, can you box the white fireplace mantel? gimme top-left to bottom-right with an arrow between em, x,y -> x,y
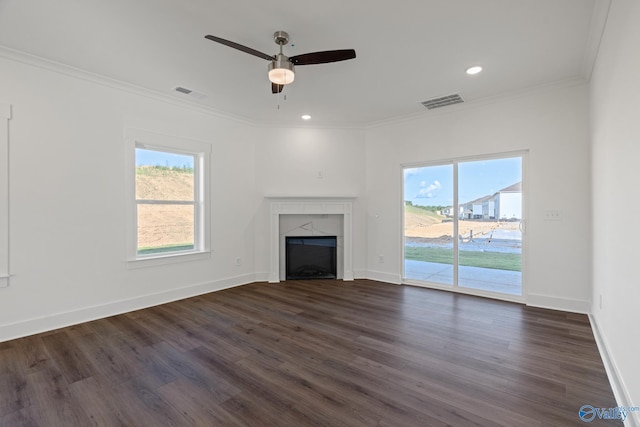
268,197 -> 355,283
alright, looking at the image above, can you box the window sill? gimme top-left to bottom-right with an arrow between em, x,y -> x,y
127,250 -> 211,269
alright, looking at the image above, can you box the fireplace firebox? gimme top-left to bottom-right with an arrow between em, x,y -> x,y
285,236 -> 337,280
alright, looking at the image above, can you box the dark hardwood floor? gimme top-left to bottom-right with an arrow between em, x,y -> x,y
0,279 -> 620,426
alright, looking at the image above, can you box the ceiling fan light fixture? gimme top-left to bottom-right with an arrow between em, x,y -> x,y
205,31 -> 355,92
268,67 -> 295,85
466,66 -> 483,75
268,54 -> 295,85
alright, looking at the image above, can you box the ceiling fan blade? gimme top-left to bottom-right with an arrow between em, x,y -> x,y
289,49 -> 356,66
205,35 -> 275,61
271,83 -> 284,94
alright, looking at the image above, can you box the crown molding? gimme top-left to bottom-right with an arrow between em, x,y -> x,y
0,45 -> 254,125
365,76 -> 588,130
582,0 -> 612,82
0,45 -> 368,130
0,103 -> 10,120
0,44 -> 590,131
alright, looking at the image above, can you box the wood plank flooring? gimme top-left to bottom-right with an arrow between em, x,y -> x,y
0,279 -> 621,426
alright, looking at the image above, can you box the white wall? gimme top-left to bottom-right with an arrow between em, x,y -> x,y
251,126 -> 367,279
365,83 -> 592,311
590,0 -> 640,416
0,55 -> 258,340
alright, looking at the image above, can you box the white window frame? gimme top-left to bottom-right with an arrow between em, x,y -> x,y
125,129 -> 211,268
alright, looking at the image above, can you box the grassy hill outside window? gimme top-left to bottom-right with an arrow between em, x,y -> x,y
125,129 -> 211,267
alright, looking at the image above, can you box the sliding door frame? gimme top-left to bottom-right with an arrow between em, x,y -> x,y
401,149 -> 528,304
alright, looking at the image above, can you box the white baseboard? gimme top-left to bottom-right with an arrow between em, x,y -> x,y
0,273 -> 256,343
352,269 -> 368,279
590,315 -> 640,427
526,293 -> 590,313
364,270 -> 402,285
252,271 -> 270,283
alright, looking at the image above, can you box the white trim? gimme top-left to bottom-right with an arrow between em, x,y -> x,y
268,198 -> 355,283
0,104 -> 10,119
401,151 -> 528,301
127,251 -> 211,269
0,103 -> 11,289
366,76 -> 587,129
137,200 -> 195,205
352,269 -> 369,279
264,194 -> 358,199
252,271 -> 271,283
0,45 -> 252,126
582,0 -> 612,82
404,279 -> 525,305
520,153 -> 529,302
526,293 -> 590,314
124,128 -> 211,265
590,315 -> 640,427
0,45 -> 587,130
0,273 -> 257,343
453,162 -> 459,286
365,270 -> 402,285
401,149 -> 530,171
0,45 -> 366,131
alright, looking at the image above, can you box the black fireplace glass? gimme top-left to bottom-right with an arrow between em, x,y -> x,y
285,236 -> 337,280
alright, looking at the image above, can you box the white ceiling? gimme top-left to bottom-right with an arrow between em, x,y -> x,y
0,0 -> 606,126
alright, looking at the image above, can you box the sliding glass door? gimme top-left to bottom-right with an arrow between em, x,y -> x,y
403,154 -> 524,298
403,164 -> 454,286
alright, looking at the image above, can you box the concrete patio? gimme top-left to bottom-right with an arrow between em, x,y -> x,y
404,259 -> 522,295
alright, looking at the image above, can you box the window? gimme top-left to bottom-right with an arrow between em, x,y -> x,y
126,129 -> 210,266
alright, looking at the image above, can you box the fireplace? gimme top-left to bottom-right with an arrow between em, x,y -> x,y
268,198 -> 354,283
286,236 -> 337,280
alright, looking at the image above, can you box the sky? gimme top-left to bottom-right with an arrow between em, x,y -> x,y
136,148 -> 194,168
404,157 -> 522,207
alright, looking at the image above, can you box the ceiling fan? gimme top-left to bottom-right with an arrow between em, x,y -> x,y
205,31 -> 356,94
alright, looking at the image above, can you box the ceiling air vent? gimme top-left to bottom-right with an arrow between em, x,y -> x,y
173,86 -> 206,99
421,93 -> 464,110
174,86 -> 192,95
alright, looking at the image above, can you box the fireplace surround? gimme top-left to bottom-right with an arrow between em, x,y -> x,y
268,197 -> 354,283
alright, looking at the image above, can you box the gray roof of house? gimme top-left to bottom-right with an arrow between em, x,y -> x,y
498,182 -> 521,193
463,194 -> 494,205
462,182 -> 521,205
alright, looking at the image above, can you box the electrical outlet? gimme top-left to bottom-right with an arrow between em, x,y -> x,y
599,294 -> 603,309
378,255 -> 384,264
236,257 -> 241,266
317,170 -> 323,179
544,210 -> 562,221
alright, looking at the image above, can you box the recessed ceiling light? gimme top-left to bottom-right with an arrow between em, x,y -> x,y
301,114 -> 312,120
466,66 -> 483,75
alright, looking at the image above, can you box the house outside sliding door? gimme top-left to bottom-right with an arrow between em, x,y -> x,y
403,153 -> 525,299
